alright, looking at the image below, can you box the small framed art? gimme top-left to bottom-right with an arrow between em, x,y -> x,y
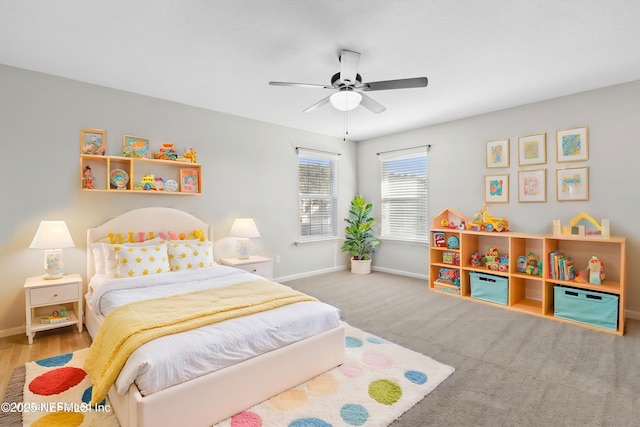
180,169 -> 199,193
556,167 -> 588,201
518,133 -> 546,166
518,169 -> 546,202
556,126 -> 588,162
485,174 -> 509,203
80,128 -> 106,155
123,135 -> 151,158
486,139 -> 509,168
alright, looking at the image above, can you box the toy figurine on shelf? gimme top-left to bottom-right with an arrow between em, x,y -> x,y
471,251 -> 483,267
82,165 -> 94,189
136,174 -> 156,190
516,255 -> 527,273
485,247 -> 499,270
498,256 -> 509,272
183,147 -> 197,163
525,252 -> 541,276
468,203 -> 509,232
588,256 -> 605,284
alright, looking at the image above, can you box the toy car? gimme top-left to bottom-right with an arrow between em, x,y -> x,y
468,204 -> 509,232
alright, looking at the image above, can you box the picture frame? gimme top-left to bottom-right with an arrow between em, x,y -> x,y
518,169 -> 546,202
179,169 -> 199,193
80,128 -> 106,155
518,133 -> 546,166
486,139 -> 509,168
484,174 -> 509,203
123,135 -> 151,158
556,126 -> 588,162
556,167 -> 588,201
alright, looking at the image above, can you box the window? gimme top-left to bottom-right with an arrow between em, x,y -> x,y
379,147 -> 428,241
298,148 -> 338,239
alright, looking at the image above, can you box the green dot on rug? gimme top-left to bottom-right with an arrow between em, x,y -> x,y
368,379 -> 402,405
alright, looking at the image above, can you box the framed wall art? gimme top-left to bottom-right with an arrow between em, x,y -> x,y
556,126 -> 588,162
518,133 -> 546,166
486,139 -> 509,168
485,174 -> 509,203
80,128 -> 106,155
123,135 -> 151,158
518,169 -> 546,202
180,169 -> 199,193
556,167 -> 588,201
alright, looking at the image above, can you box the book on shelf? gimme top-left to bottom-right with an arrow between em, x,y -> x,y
40,315 -> 72,324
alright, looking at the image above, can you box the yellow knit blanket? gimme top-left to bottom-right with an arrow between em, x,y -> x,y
84,280 -> 317,404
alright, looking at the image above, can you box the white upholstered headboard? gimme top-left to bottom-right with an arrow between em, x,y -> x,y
86,207 -> 214,279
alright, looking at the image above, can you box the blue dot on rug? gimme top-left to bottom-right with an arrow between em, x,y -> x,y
340,403 -> 369,426
366,336 -> 387,344
289,418 -> 332,427
35,352 -> 73,367
345,336 -> 363,348
82,386 -> 106,407
405,370 -> 428,385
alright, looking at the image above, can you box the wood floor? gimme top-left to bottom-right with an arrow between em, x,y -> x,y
0,326 -> 91,400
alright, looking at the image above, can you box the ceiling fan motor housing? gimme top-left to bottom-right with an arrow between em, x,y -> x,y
331,72 -> 362,88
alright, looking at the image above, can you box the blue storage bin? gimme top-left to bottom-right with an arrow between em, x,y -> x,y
470,272 -> 508,305
554,286 -> 619,331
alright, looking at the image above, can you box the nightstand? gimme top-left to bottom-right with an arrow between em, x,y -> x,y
221,256 -> 273,280
24,273 -> 83,345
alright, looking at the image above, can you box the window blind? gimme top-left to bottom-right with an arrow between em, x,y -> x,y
297,148 -> 338,239
379,147 -> 428,241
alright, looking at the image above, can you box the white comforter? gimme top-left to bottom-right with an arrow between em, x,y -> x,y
86,266 -> 341,396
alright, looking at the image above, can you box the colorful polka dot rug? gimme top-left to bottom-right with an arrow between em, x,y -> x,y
21,323 -> 454,426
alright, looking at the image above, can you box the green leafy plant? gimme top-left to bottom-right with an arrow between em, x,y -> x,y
341,195 -> 380,260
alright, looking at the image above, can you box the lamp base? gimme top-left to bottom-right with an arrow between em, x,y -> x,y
43,249 -> 64,280
236,238 -> 250,259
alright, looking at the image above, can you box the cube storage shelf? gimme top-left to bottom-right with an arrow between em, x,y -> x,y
429,212 -> 626,335
81,154 -> 202,195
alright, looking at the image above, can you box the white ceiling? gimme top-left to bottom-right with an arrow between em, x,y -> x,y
2,0 -> 640,141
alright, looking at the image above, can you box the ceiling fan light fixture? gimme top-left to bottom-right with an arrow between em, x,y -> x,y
330,90 -> 362,111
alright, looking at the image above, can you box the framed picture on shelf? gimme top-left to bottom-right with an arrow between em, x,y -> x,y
518,169 -> 546,202
123,135 -> 151,158
484,174 -> 509,203
556,167 -> 588,201
179,169 -> 199,193
556,126 -> 588,162
486,139 -> 509,168
80,128 -> 106,155
518,133 -> 546,166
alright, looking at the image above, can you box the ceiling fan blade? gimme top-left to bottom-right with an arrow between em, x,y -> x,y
361,77 -> 428,91
302,94 -> 332,113
359,93 -> 386,114
269,81 -> 332,89
339,50 -> 360,85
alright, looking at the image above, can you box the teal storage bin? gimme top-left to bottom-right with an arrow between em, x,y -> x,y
554,286 -> 619,331
470,272 -> 508,305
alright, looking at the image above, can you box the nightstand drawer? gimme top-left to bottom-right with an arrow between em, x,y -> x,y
237,262 -> 271,278
30,283 -> 78,306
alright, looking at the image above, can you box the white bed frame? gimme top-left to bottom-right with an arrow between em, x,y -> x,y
85,207 -> 345,427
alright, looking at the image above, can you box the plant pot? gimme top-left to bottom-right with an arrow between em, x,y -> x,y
350,258 -> 371,274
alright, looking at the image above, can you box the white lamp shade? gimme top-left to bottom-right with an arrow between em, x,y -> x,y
330,90 -> 362,111
29,221 -> 75,249
229,218 -> 261,238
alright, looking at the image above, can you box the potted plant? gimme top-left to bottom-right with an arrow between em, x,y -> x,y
341,195 -> 381,274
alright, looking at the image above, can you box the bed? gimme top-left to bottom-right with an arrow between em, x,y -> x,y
84,207 -> 345,427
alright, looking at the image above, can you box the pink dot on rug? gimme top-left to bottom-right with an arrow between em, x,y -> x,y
29,367 -> 86,396
269,388 -> 308,410
338,362 -> 364,378
363,351 -> 392,369
231,411 -> 262,427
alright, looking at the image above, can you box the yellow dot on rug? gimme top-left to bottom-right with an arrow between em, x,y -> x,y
269,388 -> 308,410
307,372 -> 339,396
32,411 -> 84,427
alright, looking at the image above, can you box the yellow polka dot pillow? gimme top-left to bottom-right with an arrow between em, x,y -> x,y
167,241 -> 214,271
113,242 -> 171,278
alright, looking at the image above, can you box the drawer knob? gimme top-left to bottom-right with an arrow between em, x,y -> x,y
252,269 -> 257,272
54,294 -> 58,298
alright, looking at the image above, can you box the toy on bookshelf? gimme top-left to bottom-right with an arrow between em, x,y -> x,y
552,213 -> 611,238
588,256 -> 605,284
434,268 -> 461,294
516,255 -> 527,273
433,232 -> 446,247
525,252 -> 541,276
443,252 -> 460,266
498,255 -> 509,272
468,203 -> 509,232
485,247 -> 499,270
447,236 -> 459,249
471,251 -> 483,267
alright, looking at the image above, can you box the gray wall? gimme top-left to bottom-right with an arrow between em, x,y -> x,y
358,80 -> 640,318
0,64 -> 356,335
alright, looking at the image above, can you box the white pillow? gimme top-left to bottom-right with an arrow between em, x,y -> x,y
113,242 -> 170,278
91,242 -> 107,275
167,241 -> 214,271
103,237 -> 164,277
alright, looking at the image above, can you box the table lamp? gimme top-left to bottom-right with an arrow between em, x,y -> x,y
229,218 -> 260,259
29,220 -> 75,279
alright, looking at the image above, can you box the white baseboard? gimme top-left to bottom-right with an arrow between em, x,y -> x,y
625,309 -> 640,321
372,266 -> 429,280
0,325 -> 25,339
277,265 -> 348,283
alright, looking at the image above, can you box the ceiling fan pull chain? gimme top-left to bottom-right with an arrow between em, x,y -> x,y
344,109 -> 349,141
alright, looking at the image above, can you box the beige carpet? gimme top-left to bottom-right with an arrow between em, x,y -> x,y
8,323 -> 454,427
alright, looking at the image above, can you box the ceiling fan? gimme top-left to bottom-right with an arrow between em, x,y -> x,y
269,49 -> 428,114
